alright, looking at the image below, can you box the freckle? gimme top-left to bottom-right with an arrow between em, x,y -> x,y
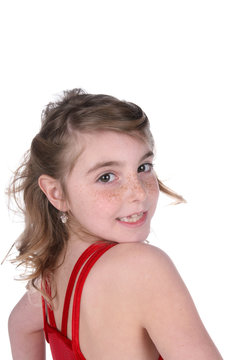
107,192 -> 121,200
147,179 -> 159,192
93,189 -> 122,201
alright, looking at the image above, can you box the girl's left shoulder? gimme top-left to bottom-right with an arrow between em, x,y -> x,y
107,241 -> 174,270
100,241 -> 180,290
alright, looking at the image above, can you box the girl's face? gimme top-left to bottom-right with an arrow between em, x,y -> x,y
64,131 -> 159,243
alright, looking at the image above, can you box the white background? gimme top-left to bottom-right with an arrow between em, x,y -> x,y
0,1 -> 239,358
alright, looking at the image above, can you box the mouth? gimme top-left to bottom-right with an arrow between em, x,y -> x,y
116,211 -> 147,224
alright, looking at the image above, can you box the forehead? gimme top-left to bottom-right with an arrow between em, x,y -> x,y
74,130 -> 152,161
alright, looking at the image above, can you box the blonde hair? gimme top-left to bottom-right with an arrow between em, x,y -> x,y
7,88 -> 185,292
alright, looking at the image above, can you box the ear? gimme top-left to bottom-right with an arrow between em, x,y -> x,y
38,175 -> 69,211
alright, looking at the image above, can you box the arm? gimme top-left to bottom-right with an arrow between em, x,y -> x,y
8,290 -> 46,360
123,243 -> 223,360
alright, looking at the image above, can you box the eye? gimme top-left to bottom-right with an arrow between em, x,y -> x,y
98,173 -> 116,183
138,163 -> 153,173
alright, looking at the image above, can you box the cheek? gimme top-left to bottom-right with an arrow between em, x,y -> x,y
144,175 -> 159,197
91,188 -> 123,214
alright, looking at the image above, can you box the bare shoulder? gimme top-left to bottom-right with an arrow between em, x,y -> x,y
85,242 -> 223,359
9,289 -> 44,332
101,242 -> 223,359
104,241 -> 171,266
96,241 -> 195,325
104,241 -> 178,276
97,241 -> 182,295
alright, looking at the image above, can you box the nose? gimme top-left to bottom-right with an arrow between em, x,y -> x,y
126,175 -> 147,203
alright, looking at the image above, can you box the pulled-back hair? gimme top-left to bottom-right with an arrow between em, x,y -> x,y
7,88 -> 185,292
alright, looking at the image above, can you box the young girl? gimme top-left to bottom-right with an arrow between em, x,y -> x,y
7,89 -> 223,360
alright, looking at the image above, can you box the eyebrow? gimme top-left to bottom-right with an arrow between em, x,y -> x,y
86,150 -> 154,175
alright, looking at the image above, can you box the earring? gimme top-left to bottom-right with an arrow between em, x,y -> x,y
60,212 -> 68,224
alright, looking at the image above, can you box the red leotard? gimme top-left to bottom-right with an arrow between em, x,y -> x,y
42,241 -> 163,360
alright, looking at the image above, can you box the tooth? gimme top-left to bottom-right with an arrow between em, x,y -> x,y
119,212 -> 144,223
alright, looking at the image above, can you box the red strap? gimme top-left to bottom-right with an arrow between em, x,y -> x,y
61,242 -> 109,337
72,243 -> 117,358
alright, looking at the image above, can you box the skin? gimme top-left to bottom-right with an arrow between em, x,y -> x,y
8,131 -> 223,359
62,131 -> 160,244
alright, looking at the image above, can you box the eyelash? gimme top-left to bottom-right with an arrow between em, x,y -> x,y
97,162 -> 154,184
138,162 -> 154,173
97,173 -> 116,183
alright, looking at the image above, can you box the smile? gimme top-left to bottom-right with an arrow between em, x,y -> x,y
116,211 -> 147,225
